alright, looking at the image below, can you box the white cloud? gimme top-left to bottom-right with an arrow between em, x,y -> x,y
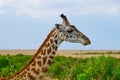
16,8 -> 70,19
0,0 -> 5,7
0,0 -> 16,13
0,0 -> 16,7
15,0 -> 120,18
16,8 -> 44,18
79,4 -> 120,15
0,0 -> 120,18
0,2 -> 2,7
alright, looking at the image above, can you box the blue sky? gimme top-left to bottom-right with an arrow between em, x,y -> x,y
0,0 -> 120,50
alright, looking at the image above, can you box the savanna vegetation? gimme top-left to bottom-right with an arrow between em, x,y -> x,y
0,53 -> 120,80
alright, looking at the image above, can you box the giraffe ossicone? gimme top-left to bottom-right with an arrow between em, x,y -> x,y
0,14 -> 90,80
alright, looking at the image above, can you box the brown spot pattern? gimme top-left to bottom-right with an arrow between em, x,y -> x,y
31,68 -> 39,75
50,38 -> 53,43
31,60 -> 36,66
52,45 -> 55,49
36,55 -> 42,59
54,35 -> 57,39
55,40 -> 58,44
49,55 -> 54,59
39,75 -> 44,79
47,59 -> 52,65
43,56 -> 47,65
27,66 -> 30,71
52,51 -> 55,55
22,71 -> 27,77
37,61 -> 42,67
42,67 -> 48,72
55,45 -> 58,50
41,48 -> 45,55
47,47 -> 51,54
27,73 -> 35,80
46,42 -> 50,47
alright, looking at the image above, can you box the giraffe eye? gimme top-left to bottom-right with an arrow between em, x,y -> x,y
67,29 -> 73,33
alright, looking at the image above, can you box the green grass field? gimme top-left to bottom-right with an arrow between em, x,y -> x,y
0,54 -> 120,80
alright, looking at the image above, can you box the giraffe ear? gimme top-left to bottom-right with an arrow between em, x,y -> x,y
55,24 -> 63,31
55,24 -> 60,29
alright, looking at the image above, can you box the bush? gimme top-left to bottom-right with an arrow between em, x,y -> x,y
47,56 -> 77,79
0,54 -> 120,80
0,54 -> 32,77
77,56 -> 117,80
113,64 -> 120,79
47,56 -> 120,80
0,57 -> 9,68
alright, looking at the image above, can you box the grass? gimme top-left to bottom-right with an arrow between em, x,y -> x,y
0,54 -> 32,77
0,53 -> 120,80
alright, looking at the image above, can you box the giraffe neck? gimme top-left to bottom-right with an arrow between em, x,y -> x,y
8,28 -> 63,80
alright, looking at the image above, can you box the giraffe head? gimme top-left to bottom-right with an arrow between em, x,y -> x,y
55,14 -> 91,45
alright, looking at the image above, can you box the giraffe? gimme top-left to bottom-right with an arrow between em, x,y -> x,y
0,14 -> 90,80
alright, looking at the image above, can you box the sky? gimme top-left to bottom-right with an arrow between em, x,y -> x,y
0,0 -> 120,50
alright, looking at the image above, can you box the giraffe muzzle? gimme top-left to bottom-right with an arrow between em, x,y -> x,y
83,40 -> 91,45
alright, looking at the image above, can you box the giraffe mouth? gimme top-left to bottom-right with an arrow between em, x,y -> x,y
83,40 -> 91,45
